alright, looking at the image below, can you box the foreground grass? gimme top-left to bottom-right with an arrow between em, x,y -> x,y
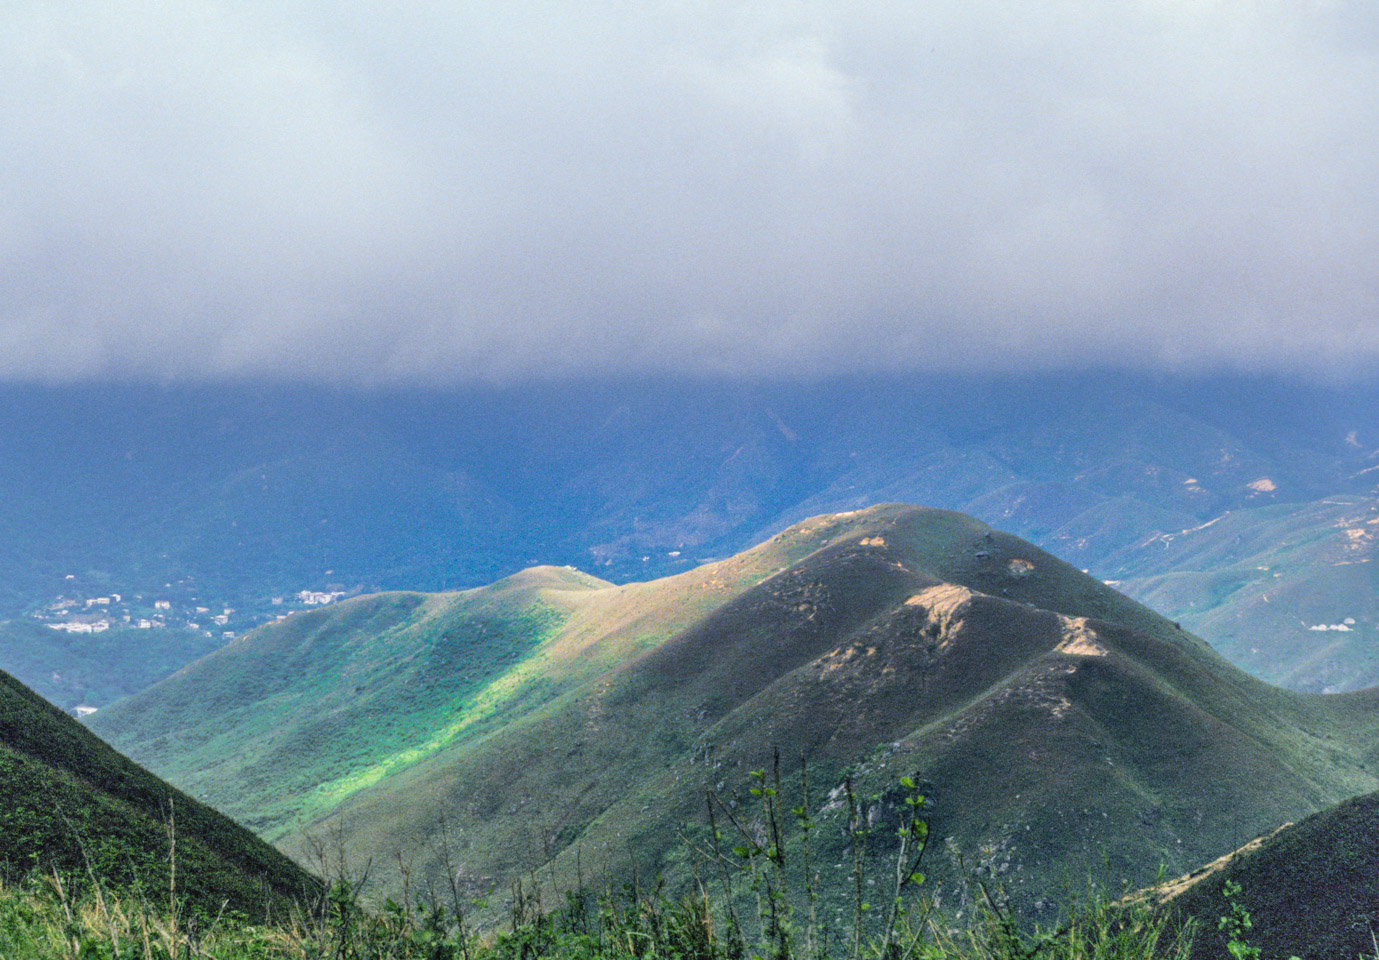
0,867 -> 1194,960
0,759 -> 1197,960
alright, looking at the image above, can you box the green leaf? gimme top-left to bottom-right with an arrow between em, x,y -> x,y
899,776 -> 915,789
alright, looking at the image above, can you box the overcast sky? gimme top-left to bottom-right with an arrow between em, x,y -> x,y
2,1 -> 1378,384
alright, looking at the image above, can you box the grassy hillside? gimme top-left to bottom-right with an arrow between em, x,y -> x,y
1148,790 -> 1379,960
1111,496 -> 1379,691
87,514 -> 878,838
90,506 -> 1379,925
0,668 -> 316,917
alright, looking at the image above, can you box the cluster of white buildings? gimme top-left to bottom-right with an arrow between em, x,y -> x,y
48,616 -> 169,632
47,620 -> 111,634
297,589 -> 346,606
42,591 -> 175,634
39,583 -> 349,640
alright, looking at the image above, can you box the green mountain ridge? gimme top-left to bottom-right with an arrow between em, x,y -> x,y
0,667 -> 316,916
89,505 -> 1379,924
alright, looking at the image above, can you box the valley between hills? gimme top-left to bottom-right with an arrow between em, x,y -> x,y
86,504 -> 1379,933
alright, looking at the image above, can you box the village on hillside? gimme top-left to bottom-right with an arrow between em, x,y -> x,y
34,581 -> 351,643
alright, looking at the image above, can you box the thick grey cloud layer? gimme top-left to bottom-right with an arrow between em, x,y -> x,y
2,0 -> 1378,383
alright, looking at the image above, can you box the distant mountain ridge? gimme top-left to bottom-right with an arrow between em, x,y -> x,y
10,374 -> 1379,707
89,506 -> 1379,923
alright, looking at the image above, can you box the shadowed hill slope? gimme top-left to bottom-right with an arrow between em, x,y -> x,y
1150,790 -> 1379,960
90,506 -> 1379,923
0,668 -> 316,916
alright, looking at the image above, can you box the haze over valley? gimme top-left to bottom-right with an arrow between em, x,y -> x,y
8,375 -> 1379,710
6,0 -> 1379,955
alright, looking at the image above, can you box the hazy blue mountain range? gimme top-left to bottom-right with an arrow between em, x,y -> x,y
6,373 -> 1379,707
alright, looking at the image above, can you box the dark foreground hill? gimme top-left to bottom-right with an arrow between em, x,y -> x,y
0,667 -> 316,916
90,506 -> 1379,923
1150,790 -> 1379,960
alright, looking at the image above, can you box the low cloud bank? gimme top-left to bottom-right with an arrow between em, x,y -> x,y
2,1 -> 1377,383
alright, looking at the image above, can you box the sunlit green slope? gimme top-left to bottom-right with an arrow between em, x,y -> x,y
91,506 -> 1379,924
88,514 -> 864,838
